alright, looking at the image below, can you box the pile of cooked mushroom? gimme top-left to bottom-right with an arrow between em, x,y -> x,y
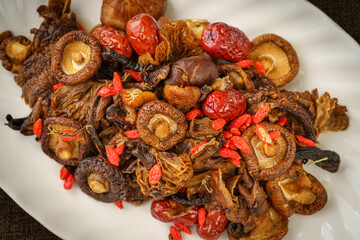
1,0 -> 349,239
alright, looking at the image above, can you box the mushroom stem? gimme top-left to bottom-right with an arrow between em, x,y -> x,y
72,51 -> 84,64
154,120 -> 170,139
87,172 -> 110,193
55,139 -> 73,160
264,141 -> 280,157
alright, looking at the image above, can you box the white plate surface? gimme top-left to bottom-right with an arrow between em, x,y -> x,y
0,0 -> 360,239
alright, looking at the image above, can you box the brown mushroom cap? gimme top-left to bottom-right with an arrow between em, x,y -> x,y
163,84 -> 201,110
51,30 -> 102,85
247,34 -> 299,87
136,100 -> 188,151
241,122 -> 296,181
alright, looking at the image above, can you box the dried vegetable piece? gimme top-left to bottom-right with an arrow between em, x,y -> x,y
296,147 -> 341,173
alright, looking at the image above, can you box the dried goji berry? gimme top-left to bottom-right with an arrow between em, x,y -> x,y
64,174 -> 74,190
33,118 -> 42,138
255,124 -> 273,145
170,226 -> 182,240
223,131 -> 233,139
231,136 -> 251,154
223,139 -> 232,148
185,109 -> 204,121
239,124 -> 248,132
252,105 -> 270,124
125,69 -> 144,82
149,163 -> 162,184
53,83 -> 65,90
256,61 -> 265,75
218,147 -> 241,160
97,86 -> 118,97
77,22 -> 85,31
174,222 -> 192,235
230,127 -> 241,136
60,166 -> 71,180
276,116 -> 287,126
295,135 -> 316,147
114,143 -> 125,155
212,118 -> 226,130
124,129 -> 139,139
269,131 -> 281,140
229,113 -> 251,129
228,141 -> 238,151
245,116 -> 252,126
198,208 -> 206,229
106,146 -> 120,166
190,140 -> 208,154
59,130 -> 80,141
115,200 -> 124,209
229,158 -> 241,167
236,59 -> 253,68
112,72 -> 123,94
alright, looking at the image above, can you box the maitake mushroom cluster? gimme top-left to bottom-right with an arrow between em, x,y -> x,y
1,1 -> 349,240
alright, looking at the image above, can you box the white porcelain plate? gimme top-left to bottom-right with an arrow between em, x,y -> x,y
0,0 -> 360,239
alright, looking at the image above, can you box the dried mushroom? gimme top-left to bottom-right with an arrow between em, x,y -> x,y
247,34 -> 299,87
296,146 -> 340,173
241,122 -> 296,181
122,88 -> 158,108
41,117 -> 90,166
51,30 -> 102,85
188,117 -> 221,140
74,156 -> 128,202
136,100 -> 188,151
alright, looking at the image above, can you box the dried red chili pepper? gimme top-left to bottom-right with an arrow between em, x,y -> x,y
125,69 -> 144,82
53,83 -> 65,90
252,105 -> 270,124
97,86 -> 118,97
59,130 -> 80,141
223,131 -> 233,139
114,143 -> 125,156
64,174 -> 74,190
256,61 -> 265,75
255,124 -> 273,145
33,118 -> 42,138
170,226 -> 182,240
230,127 -> 241,136
212,118 -> 226,130
295,135 -> 316,147
231,136 -> 251,154
60,166 -> 71,180
174,222 -> 192,235
218,147 -> 241,160
115,200 -> 124,209
276,116 -> 287,126
112,72 -> 123,94
190,140 -> 208,154
106,146 -> 120,166
185,109 -> 204,121
124,129 -> 140,139
149,163 -> 162,184
269,130 -> 281,140
198,208 -> 206,229
236,59 -> 253,68
229,113 -> 251,129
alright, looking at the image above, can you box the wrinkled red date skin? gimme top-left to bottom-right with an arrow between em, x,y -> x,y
151,200 -> 198,226
92,26 -> 133,58
202,89 -> 246,122
196,209 -> 229,240
126,13 -> 161,56
201,22 -> 251,62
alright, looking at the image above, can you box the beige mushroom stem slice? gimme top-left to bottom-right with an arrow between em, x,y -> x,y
61,41 -> 91,74
88,172 -> 110,194
147,114 -> 178,140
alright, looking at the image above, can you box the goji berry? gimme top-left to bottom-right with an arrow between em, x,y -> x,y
114,143 -> 125,156
223,139 -> 232,148
149,163 -> 162,185
115,200 -> 124,209
124,129 -> 139,139
236,59 -> 253,68
223,131 -> 233,139
239,124 -> 247,132
33,118 -> 42,138
295,135 -> 316,147
112,72 -> 123,94
53,83 -> 65,90
190,140 -> 208,154
269,131 -> 281,140
64,174 -> 74,190
125,69 -> 144,82
170,226 -> 182,240
276,116 -> 287,126
256,61 -> 265,75
255,124 -> 273,145
228,141 -> 238,151
185,109 -> 203,121
229,158 -> 241,167
230,127 -> 241,136
174,222 -> 192,235
245,116 -> 252,126
229,113 -> 251,129
77,22 -> 85,31
59,130 -> 80,141
60,166 -> 71,180
218,147 -> 241,160
231,136 -> 251,154
97,86 -> 117,97
198,208 -> 206,228
106,146 -> 120,166
252,105 -> 270,124
212,118 -> 226,130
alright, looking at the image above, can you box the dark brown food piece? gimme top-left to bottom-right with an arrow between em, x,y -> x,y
136,64 -> 170,91
170,192 -> 211,206
228,222 -> 248,239
41,117 -> 90,166
36,0 -> 71,25
132,140 -> 157,170
188,117 -> 221,140
74,156 -> 128,202
296,146 -> 341,172
51,30 -> 102,85
136,100 -> 188,151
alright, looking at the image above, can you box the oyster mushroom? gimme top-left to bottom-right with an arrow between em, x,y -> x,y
74,156 -> 128,202
136,100 -> 188,151
247,34 -> 299,87
241,122 -> 296,181
51,30 -> 102,85
41,117 -> 90,166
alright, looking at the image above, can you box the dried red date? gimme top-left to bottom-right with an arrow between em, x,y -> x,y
196,209 -> 228,240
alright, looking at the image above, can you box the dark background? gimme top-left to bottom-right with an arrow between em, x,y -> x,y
1,0 -> 359,239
